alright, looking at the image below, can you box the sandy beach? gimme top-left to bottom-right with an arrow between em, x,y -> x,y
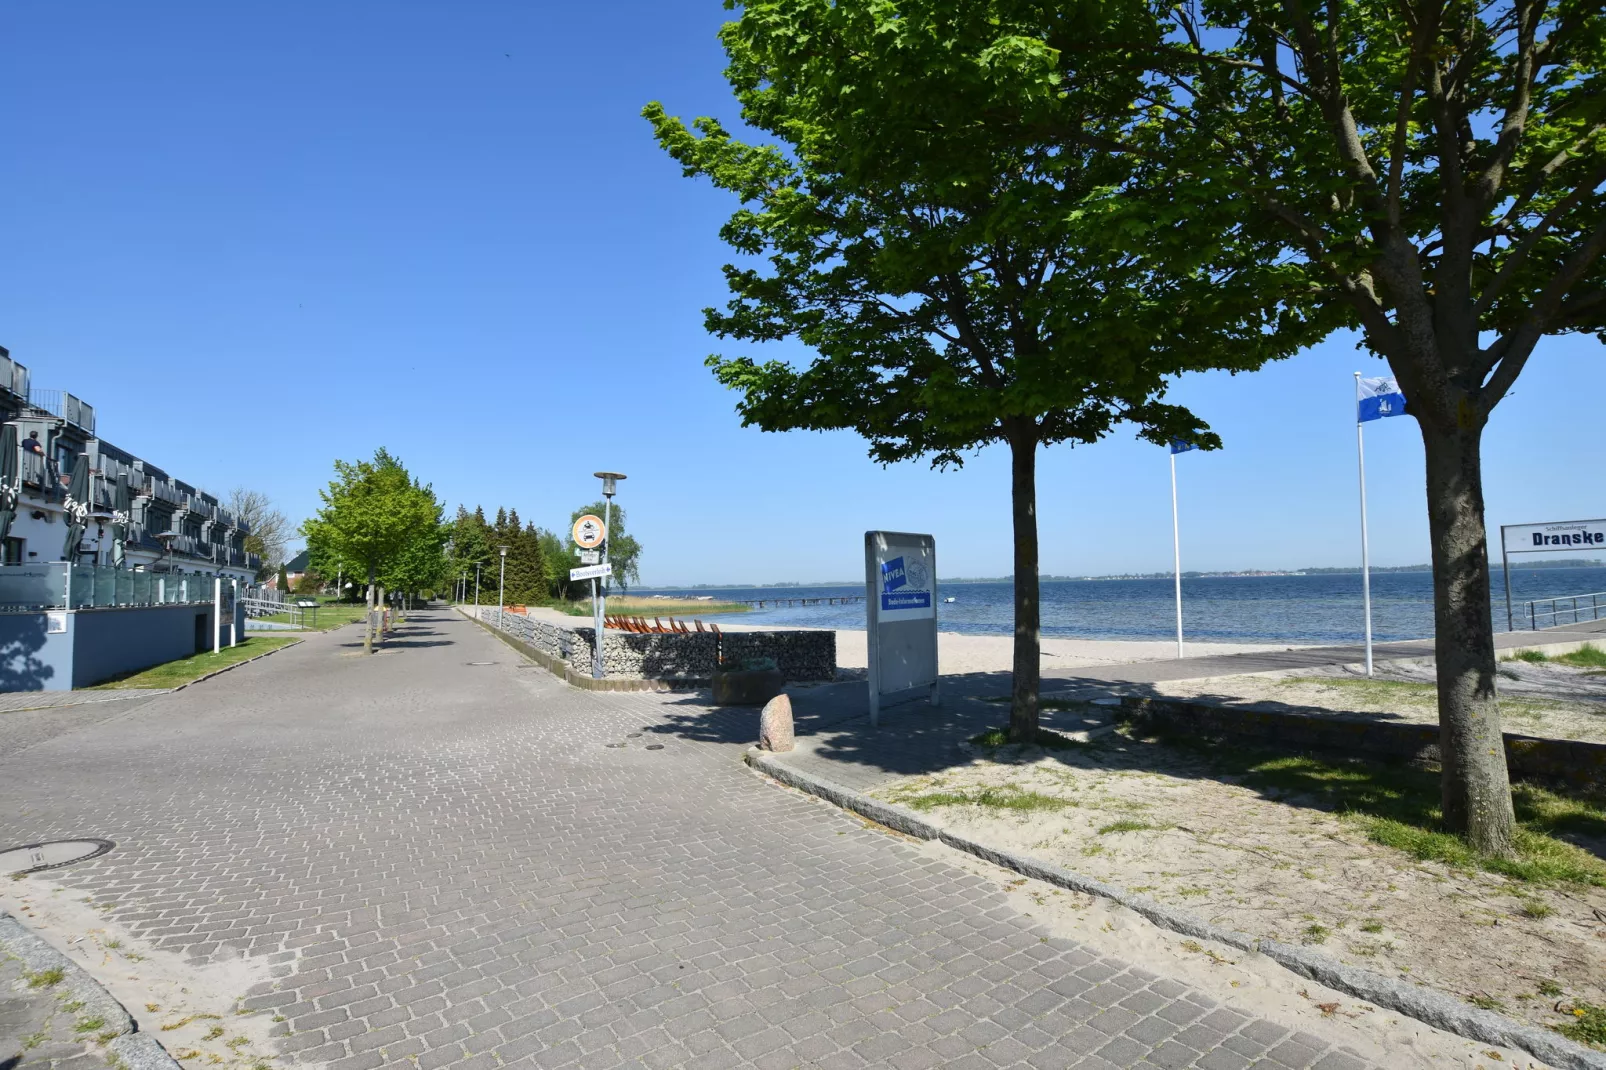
831,629 -> 1309,675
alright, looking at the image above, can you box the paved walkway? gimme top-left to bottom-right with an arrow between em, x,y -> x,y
0,954 -> 112,1070
0,611 -> 1387,1070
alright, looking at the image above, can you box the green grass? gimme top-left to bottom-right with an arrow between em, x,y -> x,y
560,596 -> 748,617
25,967 -> 64,988
1468,994 -> 1504,1011
1503,643 -> 1606,669
1557,1002 -> 1606,1047
85,636 -> 299,690
1097,818 -> 1164,835
73,1017 -> 105,1034
1155,733 -> 1606,887
254,602 -> 369,631
970,727 -> 1089,751
890,784 -> 1070,813
1301,923 -> 1330,945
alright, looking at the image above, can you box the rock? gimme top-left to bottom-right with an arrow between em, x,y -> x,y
759,693 -> 794,752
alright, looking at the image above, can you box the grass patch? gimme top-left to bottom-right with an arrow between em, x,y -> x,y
73,1017 -> 106,1034
1556,1002 -> 1606,1047
1506,649 -> 1551,664
1097,819 -> 1165,835
25,967 -> 64,988
1147,731 -> 1606,887
85,636 -> 299,690
254,603 -> 368,631
1557,644 -> 1606,669
1301,923 -> 1330,945
970,727 -> 1089,751
890,784 -> 1070,814
1468,994 -> 1504,1011
562,597 -> 748,617
1540,980 -> 1564,997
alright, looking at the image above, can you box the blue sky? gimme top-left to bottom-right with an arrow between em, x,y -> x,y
3,1 -> 1601,586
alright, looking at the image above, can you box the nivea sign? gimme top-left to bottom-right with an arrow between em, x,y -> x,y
865,531 -> 939,727
880,555 -> 933,613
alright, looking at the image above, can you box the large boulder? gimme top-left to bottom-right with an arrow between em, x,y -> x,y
758,693 -> 794,752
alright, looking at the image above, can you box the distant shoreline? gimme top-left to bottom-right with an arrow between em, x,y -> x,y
638,559 -> 1604,591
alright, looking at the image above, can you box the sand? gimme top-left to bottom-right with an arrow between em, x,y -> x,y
0,876 -> 299,1070
870,724 -> 1606,1042
832,629 -> 1307,676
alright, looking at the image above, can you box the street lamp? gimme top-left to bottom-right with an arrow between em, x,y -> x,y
591,472 -> 626,679
497,545 -> 508,629
475,561 -> 482,612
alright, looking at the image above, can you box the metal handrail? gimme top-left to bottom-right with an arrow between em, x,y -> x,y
1524,590 -> 1606,630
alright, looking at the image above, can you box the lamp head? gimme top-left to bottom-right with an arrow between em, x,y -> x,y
594,471 -> 626,498
499,545 -> 508,557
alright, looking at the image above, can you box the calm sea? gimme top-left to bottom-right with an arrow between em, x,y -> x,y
644,566 -> 1606,645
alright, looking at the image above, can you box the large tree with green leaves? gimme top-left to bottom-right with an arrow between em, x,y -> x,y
1064,0 -> 1604,856
646,0 -> 1325,738
303,449 -> 442,652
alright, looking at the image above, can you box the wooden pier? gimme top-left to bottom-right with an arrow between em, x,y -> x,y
734,594 -> 866,609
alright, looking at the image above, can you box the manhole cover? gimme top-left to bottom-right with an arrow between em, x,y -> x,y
0,839 -> 114,876
604,743 -> 625,749
465,662 -> 498,667
645,744 -> 664,751
627,733 -> 642,739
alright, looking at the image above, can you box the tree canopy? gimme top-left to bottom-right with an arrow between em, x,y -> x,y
646,0 -> 1325,739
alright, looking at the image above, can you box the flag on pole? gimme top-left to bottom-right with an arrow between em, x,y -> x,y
1357,376 -> 1407,422
1169,439 -> 1198,454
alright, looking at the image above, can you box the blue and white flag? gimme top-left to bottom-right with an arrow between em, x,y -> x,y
1169,440 -> 1198,455
1357,376 -> 1407,422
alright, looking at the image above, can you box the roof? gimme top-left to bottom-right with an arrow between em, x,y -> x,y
285,550 -> 312,573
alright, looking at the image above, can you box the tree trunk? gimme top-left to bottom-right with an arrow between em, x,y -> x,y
364,565 -> 375,655
1419,419 -> 1517,857
1008,427 -> 1041,743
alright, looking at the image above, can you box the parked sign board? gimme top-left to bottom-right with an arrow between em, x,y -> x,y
569,563 -> 613,582
1501,519 -> 1606,553
572,514 -> 607,549
864,530 -> 939,727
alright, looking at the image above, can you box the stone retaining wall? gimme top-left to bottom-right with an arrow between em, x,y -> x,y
1119,695 -> 1606,786
470,608 -> 835,684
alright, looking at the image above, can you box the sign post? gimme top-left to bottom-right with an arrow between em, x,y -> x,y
864,531 -> 939,728
1498,519 -> 1606,630
572,514 -> 608,679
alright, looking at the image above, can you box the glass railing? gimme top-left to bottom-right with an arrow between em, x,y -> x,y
0,562 -> 230,610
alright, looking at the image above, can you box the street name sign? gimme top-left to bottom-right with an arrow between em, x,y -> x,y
572,515 -> 607,549
570,563 -> 613,582
1498,517 -> 1606,629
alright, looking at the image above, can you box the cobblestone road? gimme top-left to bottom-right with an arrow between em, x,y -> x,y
0,611 -> 1382,1070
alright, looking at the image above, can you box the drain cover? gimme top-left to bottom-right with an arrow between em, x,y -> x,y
605,743 -> 625,749
465,661 -> 498,666
646,744 -> 664,751
0,839 -> 114,876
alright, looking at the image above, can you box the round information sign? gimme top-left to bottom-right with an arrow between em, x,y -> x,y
572,514 -> 607,549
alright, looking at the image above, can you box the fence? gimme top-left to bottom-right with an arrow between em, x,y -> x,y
0,562 -> 230,611
1524,590 -> 1606,630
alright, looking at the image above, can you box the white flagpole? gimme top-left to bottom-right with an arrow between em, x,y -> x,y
1354,372 -> 1374,677
1171,450 -> 1184,659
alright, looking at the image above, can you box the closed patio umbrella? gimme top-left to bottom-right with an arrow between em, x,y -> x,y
111,472 -> 131,568
62,451 -> 90,562
0,424 -> 17,545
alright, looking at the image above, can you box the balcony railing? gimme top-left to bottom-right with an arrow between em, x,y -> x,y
0,562 -> 230,611
27,389 -> 96,433
0,354 -> 29,400
20,449 -> 53,489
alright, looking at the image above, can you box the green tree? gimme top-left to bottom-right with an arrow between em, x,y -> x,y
537,529 -> 573,601
570,501 -> 641,594
302,449 -> 441,653
448,506 -> 492,603
1084,0 -> 1605,856
645,0 -> 1321,739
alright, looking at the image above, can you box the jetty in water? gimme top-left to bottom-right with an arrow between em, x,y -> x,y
733,594 -> 866,609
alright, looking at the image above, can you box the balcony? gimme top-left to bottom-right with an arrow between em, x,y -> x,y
27,389 -> 96,434
0,562 -> 228,611
0,353 -> 29,401
20,449 -> 53,490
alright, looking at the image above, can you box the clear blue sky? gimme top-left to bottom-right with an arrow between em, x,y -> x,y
3,2 -> 1601,585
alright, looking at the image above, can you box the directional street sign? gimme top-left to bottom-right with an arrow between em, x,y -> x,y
572,514 -> 607,549
569,562 -> 613,582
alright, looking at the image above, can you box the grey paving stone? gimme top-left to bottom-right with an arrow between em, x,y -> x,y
0,611 -> 1390,1070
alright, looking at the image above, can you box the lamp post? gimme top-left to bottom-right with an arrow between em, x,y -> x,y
497,546 -> 508,629
474,561 -> 482,612
591,472 -> 626,679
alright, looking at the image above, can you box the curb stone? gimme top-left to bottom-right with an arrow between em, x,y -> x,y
0,911 -> 180,1068
744,749 -> 1606,1070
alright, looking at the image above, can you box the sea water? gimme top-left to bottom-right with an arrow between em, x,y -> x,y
645,566 -> 1606,645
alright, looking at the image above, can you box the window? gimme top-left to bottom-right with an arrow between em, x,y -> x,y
2,537 -> 22,564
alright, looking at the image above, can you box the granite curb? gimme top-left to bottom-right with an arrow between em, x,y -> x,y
0,910 -> 180,1068
744,748 -> 1606,1070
